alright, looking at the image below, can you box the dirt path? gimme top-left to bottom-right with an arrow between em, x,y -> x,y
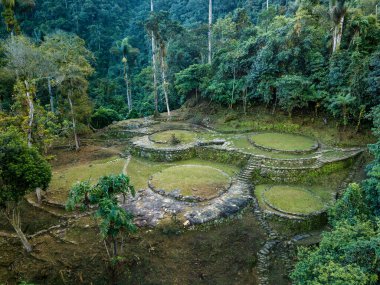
123,155 -> 131,175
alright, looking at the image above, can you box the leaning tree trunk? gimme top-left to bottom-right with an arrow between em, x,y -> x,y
151,0 -> 159,116
5,208 -> 32,253
333,15 -> 345,52
24,80 -> 34,148
159,47 -> 171,117
67,87 -> 80,151
208,0 -> 213,64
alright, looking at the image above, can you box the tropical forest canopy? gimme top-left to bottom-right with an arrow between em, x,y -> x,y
0,0 -> 379,126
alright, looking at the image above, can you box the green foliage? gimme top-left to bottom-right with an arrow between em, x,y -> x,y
90,107 -> 121,129
0,128 -> 51,206
291,220 -> 380,285
66,174 -> 136,245
275,75 -> 313,116
293,114 -> 380,284
329,183 -> 370,225
175,64 -> 210,103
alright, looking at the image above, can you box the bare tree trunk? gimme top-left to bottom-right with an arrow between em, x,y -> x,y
113,237 -> 118,257
5,208 -> 32,253
48,77 -> 54,113
159,48 -> 171,117
151,0 -> 159,117
68,88 -> 80,151
333,15 -> 344,52
243,88 -> 247,115
208,0 -> 213,64
355,106 -> 365,133
24,80 -> 34,148
230,66 -> 236,109
267,0 -> 269,10
123,62 -> 132,112
36,187 -> 42,204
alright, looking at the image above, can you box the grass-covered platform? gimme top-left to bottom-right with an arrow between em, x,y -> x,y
149,130 -> 199,145
126,157 -> 239,191
47,156 -> 126,205
149,165 -> 231,200
250,132 -> 318,153
262,185 -> 325,215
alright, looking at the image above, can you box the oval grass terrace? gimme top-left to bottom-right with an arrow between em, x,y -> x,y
250,132 -> 319,154
262,185 -> 326,216
149,165 -> 232,201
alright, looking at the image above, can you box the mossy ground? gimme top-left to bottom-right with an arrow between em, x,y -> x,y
251,132 -> 317,152
0,211 -> 267,285
150,165 -> 231,198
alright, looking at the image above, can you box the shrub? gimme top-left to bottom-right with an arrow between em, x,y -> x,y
90,107 -> 121,129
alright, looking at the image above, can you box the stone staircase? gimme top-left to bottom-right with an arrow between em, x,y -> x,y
237,156 -> 260,183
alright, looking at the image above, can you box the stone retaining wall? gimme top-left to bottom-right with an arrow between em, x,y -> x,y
252,156 -> 357,184
129,142 -> 197,162
264,210 -> 328,231
249,155 -> 318,168
195,146 -> 250,167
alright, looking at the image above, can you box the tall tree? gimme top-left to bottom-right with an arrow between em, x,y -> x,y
145,12 -> 182,117
0,129 -> 51,252
151,0 -> 159,116
3,36 -> 56,147
208,0 -> 213,64
120,38 -> 138,113
41,33 -> 93,150
330,0 -> 347,52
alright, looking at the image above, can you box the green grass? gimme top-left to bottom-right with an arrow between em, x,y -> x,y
126,157 -> 239,191
263,185 -> 325,214
254,167 -> 349,215
251,132 -> 316,152
150,165 -> 231,198
230,135 -> 315,159
150,130 -> 199,144
48,156 -> 126,203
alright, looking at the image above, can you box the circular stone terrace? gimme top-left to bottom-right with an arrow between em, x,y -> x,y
122,122 -> 363,226
149,130 -> 199,145
262,185 -> 326,217
148,165 -> 232,202
250,132 -> 319,154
